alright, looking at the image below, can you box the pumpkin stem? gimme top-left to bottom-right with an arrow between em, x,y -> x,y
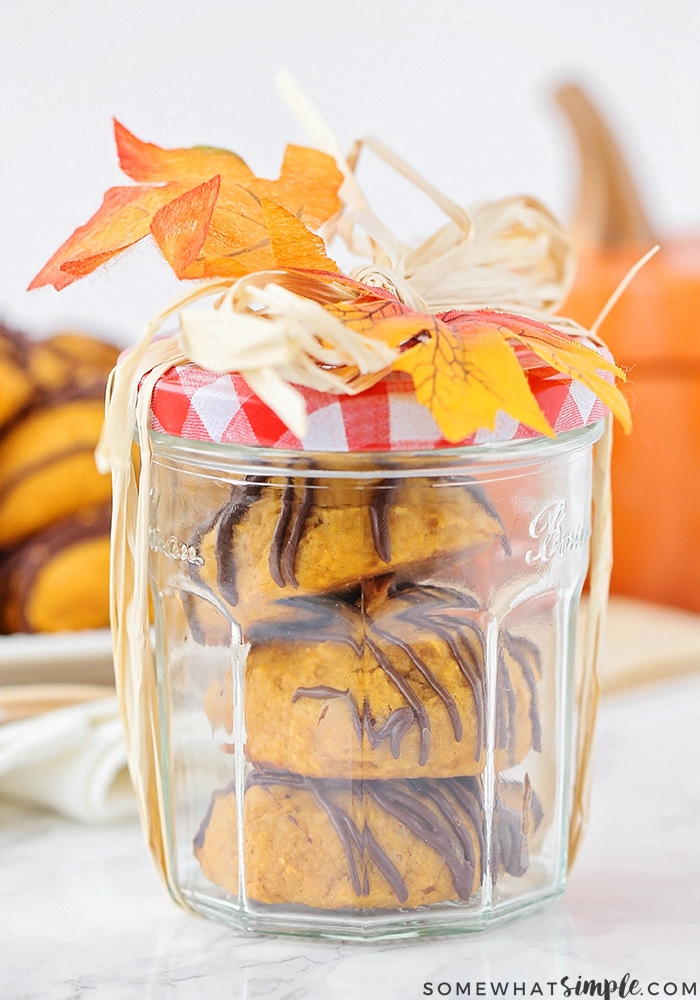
554,82 -> 656,248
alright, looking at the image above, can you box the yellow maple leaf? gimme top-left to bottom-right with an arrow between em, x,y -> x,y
448,309 -> 632,434
367,313 -> 555,441
320,291 -> 629,440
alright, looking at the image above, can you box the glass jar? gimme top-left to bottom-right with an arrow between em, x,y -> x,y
148,421 -> 601,940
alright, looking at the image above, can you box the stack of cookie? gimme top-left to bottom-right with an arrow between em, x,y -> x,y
177,473 -> 545,911
0,323 -> 118,633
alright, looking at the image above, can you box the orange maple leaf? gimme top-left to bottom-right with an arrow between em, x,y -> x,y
30,121 -> 343,289
250,144 -> 345,229
30,184 -> 182,290
261,199 -> 337,272
114,120 -> 252,185
149,176 -> 221,276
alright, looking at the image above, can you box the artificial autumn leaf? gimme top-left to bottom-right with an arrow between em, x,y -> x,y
442,308 -> 621,374
29,185 -> 181,290
365,312 -> 555,441
150,176 -> 221,276
251,144 -> 344,228
59,251 -> 121,281
261,199 -> 338,271
30,121 -> 343,290
171,198 -> 339,280
317,289 -> 632,439
114,119 -> 253,186
512,332 -> 632,433
442,309 -> 631,433
175,186 -> 275,279
323,291 -> 414,335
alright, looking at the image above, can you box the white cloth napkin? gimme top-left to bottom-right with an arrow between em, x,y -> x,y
0,694 -> 136,823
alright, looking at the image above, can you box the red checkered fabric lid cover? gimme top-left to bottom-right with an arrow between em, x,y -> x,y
149,364 -> 608,452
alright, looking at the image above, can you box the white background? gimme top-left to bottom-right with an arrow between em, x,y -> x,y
2,0 -> 699,346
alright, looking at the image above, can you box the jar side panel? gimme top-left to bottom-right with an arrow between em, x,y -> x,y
149,439 -> 593,937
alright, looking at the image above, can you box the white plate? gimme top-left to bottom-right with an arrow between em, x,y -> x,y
0,629 -> 114,687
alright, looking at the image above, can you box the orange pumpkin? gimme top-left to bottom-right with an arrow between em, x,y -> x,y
556,84 -> 700,613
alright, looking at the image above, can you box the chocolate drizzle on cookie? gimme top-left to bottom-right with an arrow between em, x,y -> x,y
274,585 -> 542,770
247,595 -> 363,654
291,686 -> 416,761
368,479 -> 400,563
365,635 -> 435,765
218,476 -> 317,592
0,503 -> 111,633
491,777 -> 543,880
194,768 -> 540,905
383,584 -> 485,751
268,478 -> 295,587
261,584 -> 485,767
177,476 -> 266,641
193,768 -> 542,907
215,477 -> 267,605
246,768 -> 488,904
460,477 -> 511,557
209,473 -> 508,608
317,789 -> 409,903
501,632 -> 542,754
274,479 -> 315,588
371,585 -> 486,764
0,443 -> 107,509
366,779 -> 477,901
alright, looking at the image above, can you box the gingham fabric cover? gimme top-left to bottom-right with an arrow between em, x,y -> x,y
149,365 -> 608,452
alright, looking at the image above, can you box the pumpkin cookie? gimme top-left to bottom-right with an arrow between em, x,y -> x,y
27,330 -> 119,398
0,387 -> 110,546
195,474 -> 506,622
204,584 -> 542,778
0,504 -> 111,632
194,769 -> 541,911
0,323 -> 34,432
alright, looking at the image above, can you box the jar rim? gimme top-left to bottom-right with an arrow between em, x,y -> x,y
148,420 -> 603,480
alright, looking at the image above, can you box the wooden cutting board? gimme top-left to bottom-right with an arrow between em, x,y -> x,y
592,596 -> 700,693
0,684 -> 112,724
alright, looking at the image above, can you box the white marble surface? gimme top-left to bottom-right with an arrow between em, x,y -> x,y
3,675 -> 699,1000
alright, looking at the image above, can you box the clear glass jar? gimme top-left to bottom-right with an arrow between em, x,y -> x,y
148,422 -> 601,940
